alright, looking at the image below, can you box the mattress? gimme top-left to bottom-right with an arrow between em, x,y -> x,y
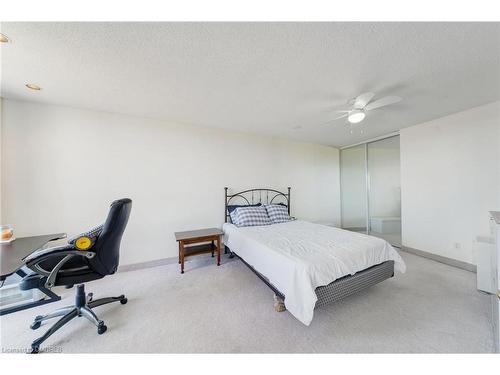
223,220 -> 406,325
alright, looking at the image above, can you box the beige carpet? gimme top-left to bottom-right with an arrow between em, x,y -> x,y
0,251 -> 494,353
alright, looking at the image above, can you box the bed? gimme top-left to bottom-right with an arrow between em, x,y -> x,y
223,187 -> 406,326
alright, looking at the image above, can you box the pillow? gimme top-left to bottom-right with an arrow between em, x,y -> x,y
229,210 -> 239,225
264,204 -> 292,224
232,206 -> 272,227
227,203 -> 261,214
227,203 -> 261,223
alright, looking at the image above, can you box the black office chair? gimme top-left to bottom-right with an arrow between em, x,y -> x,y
20,198 -> 132,353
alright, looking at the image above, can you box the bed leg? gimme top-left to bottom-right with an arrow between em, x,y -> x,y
224,245 -> 234,257
273,294 -> 286,312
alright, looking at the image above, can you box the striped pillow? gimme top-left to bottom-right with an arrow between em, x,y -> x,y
229,210 -> 239,225
228,203 -> 261,224
264,204 -> 292,224
232,206 -> 272,227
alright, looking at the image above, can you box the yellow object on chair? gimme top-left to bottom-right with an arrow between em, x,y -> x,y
75,236 -> 92,250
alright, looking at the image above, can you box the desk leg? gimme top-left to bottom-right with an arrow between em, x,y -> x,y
216,236 -> 221,266
180,241 -> 185,274
178,242 -> 181,264
211,240 -> 214,257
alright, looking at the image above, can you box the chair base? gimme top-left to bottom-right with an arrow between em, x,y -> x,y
29,284 -> 127,354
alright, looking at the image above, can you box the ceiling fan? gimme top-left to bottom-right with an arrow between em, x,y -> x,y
328,92 -> 402,125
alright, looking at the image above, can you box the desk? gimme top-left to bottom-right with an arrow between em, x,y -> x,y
0,233 -> 66,316
174,228 -> 223,274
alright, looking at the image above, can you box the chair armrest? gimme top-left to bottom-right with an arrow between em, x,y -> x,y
26,248 -> 96,265
23,244 -> 76,263
24,245 -> 96,289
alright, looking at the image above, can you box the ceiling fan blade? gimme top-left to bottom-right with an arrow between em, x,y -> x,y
320,113 -> 349,126
354,92 -> 375,109
365,96 -> 402,111
331,113 -> 349,121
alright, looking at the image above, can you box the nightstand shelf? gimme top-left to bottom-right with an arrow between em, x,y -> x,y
182,243 -> 216,258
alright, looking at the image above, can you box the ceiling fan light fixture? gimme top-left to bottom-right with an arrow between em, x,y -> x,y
348,109 -> 365,124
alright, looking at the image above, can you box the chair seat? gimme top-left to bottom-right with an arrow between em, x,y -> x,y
20,268 -> 104,290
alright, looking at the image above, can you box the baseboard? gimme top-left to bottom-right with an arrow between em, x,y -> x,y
119,246 -> 477,274
401,246 -> 476,273
118,252 -> 227,273
118,257 -> 178,272
344,227 -> 367,232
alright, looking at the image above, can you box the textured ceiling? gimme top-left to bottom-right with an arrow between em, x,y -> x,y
1,22 -> 499,147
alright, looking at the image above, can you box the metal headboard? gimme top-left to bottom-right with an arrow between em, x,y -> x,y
224,187 -> 291,223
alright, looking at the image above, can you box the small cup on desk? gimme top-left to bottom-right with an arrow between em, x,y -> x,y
0,225 -> 14,243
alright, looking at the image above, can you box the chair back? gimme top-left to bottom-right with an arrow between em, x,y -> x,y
89,198 -> 132,275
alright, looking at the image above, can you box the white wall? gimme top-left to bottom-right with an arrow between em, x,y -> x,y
400,101 -> 500,265
1,99 -> 340,266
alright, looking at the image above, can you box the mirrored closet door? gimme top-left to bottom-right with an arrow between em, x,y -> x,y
340,135 -> 401,247
367,136 -> 401,247
340,144 -> 367,234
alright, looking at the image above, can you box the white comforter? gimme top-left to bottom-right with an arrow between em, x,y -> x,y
223,220 -> 406,326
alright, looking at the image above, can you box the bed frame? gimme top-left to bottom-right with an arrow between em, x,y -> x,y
224,187 -> 395,311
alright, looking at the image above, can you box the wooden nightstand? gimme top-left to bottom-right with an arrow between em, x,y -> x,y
174,228 -> 223,274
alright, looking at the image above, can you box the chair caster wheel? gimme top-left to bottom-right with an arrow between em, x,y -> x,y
31,346 -> 39,354
97,323 -> 107,335
30,321 -> 42,330
120,298 -> 128,305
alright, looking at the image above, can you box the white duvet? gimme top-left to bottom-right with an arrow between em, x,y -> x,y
223,220 -> 406,326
